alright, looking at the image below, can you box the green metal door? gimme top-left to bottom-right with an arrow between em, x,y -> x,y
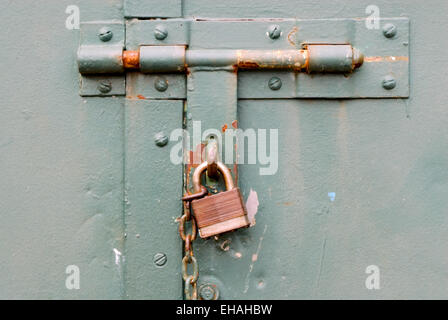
1,0 -> 448,299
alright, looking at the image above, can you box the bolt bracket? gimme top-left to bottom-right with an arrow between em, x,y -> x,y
78,21 -> 125,97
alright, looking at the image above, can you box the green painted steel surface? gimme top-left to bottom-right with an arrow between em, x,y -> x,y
1,0 -> 448,299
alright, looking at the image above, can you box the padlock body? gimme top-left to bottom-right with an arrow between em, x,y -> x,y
191,188 -> 250,238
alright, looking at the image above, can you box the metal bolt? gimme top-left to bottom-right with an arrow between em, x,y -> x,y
199,283 -> 219,300
98,27 -> 113,42
268,77 -> 282,90
154,77 -> 168,92
382,23 -> 397,38
153,252 -> 167,267
97,80 -> 112,93
154,25 -> 168,40
267,25 -> 281,39
154,132 -> 169,147
382,75 -> 396,90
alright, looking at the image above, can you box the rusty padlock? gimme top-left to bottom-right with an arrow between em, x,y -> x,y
190,161 -> 250,238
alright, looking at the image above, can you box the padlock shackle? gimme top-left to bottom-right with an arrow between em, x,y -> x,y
192,161 -> 235,193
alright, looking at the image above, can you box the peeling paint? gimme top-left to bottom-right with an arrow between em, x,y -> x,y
245,189 -> 259,226
364,56 -> 409,62
113,248 -> 122,266
243,224 -> 268,293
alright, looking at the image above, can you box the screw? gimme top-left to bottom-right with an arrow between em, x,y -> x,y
382,23 -> 397,38
154,132 -> 169,147
98,27 -> 113,42
154,25 -> 168,40
153,252 -> 167,267
267,24 -> 282,40
382,75 -> 396,90
268,77 -> 282,90
154,77 -> 168,92
97,80 -> 112,93
199,284 -> 219,300
267,25 -> 281,39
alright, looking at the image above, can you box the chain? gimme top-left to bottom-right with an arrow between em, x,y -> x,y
179,186 -> 207,300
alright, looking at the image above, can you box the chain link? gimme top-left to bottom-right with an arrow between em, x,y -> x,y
179,196 -> 202,300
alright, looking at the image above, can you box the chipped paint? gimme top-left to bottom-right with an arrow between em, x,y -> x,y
245,189 -> 259,226
364,56 -> 409,62
244,225 -> 268,293
220,239 -> 231,251
113,248 -> 122,266
287,26 -> 298,47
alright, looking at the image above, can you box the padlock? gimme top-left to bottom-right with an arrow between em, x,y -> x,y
190,161 -> 250,238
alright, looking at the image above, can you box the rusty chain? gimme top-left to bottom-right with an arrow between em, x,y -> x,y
179,186 -> 207,300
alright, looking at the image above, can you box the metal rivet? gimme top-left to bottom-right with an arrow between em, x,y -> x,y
97,80 -> 112,93
153,252 -> 167,267
268,77 -> 282,90
154,77 -> 168,92
267,25 -> 281,39
382,23 -> 397,38
98,27 -> 113,42
382,75 -> 396,90
154,132 -> 169,147
154,25 -> 168,40
199,283 -> 219,300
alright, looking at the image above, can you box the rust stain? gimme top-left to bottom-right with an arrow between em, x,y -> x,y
231,120 -> 238,129
364,56 -> 409,62
122,50 -> 140,69
137,94 -> 145,100
185,145 -> 205,194
287,26 -> 299,47
221,124 -> 228,132
238,61 -> 260,69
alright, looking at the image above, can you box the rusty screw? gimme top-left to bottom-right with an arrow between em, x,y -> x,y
268,77 -> 282,90
199,283 -> 219,300
154,132 -> 169,147
153,252 -> 167,267
98,27 -> 113,42
382,23 -> 397,38
382,75 -> 396,90
97,80 -> 112,93
154,25 -> 168,40
154,77 -> 168,92
267,25 -> 281,39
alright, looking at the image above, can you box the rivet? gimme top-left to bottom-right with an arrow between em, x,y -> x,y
199,283 -> 219,300
267,25 -> 281,39
153,252 -> 167,267
382,75 -> 396,90
98,27 -> 113,42
268,77 -> 282,90
154,132 -> 169,147
154,77 -> 168,92
382,23 -> 397,38
154,25 -> 168,40
97,80 -> 112,93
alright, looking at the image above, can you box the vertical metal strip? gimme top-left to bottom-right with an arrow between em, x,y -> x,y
185,69 -> 239,194
124,99 -> 183,299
